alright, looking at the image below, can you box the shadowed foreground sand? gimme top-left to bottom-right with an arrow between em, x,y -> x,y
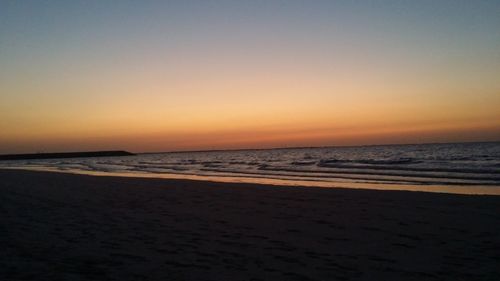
1,169 -> 499,281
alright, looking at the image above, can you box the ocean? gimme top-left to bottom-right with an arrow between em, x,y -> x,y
2,142 -> 500,195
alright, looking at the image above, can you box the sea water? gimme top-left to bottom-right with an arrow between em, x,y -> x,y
2,142 -> 500,194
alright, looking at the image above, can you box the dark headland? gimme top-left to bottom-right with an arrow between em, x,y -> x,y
0,150 -> 134,161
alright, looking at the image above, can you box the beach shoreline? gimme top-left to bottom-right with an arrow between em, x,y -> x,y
1,169 -> 499,280
3,166 -> 500,196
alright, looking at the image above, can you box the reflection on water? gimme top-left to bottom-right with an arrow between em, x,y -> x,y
2,142 -> 500,195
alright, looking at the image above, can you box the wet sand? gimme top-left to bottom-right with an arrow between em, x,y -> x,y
1,169 -> 499,280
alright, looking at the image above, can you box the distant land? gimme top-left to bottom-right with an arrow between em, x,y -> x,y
0,151 -> 135,161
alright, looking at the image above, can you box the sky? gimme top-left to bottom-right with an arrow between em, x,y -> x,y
1,0 -> 499,153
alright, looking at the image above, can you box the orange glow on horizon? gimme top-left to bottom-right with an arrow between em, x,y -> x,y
2,112 -> 499,153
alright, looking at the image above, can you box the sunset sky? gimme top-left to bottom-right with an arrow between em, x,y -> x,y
1,1 -> 499,153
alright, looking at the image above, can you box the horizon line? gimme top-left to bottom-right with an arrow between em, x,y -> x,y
137,140 -> 500,155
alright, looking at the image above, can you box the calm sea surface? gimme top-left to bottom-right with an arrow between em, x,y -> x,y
2,142 -> 500,195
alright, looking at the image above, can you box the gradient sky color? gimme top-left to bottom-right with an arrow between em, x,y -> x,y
1,0 -> 499,153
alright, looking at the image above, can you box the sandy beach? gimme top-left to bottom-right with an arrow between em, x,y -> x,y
1,169 -> 499,280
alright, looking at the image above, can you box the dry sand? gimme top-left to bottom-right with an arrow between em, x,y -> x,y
1,169 -> 499,281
